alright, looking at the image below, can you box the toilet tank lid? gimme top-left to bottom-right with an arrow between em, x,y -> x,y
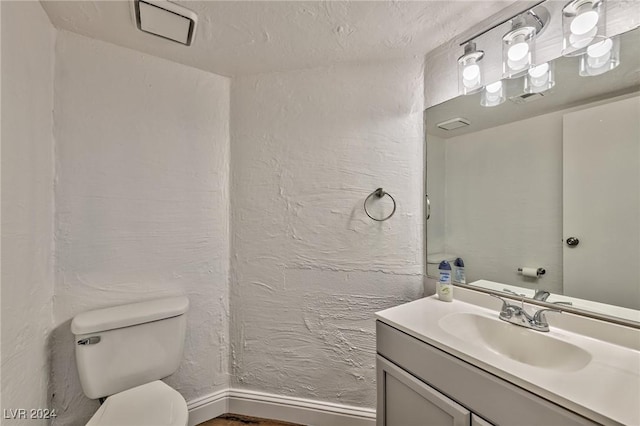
71,296 -> 189,335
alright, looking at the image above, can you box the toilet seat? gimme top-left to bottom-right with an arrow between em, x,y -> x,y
86,380 -> 188,426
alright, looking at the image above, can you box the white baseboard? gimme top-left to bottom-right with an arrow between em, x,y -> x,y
187,388 -> 376,426
187,389 -> 228,426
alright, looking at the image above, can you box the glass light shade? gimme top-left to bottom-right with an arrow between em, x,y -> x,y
458,42 -> 485,95
579,37 -> 620,76
481,81 -> 506,107
562,0 -> 606,56
525,62 -> 555,93
503,26 -> 536,78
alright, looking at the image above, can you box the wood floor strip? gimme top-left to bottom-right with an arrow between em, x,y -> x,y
198,413 -> 304,426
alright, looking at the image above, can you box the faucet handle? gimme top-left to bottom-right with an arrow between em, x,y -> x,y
533,289 -> 551,301
489,294 -> 511,312
502,288 -> 526,297
532,308 -> 562,326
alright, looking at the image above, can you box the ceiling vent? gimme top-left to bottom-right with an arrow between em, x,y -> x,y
133,0 -> 198,46
436,117 -> 471,131
509,91 -> 546,104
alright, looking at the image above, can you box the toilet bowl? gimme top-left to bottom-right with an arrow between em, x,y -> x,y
71,297 -> 190,426
86,381 -> 187,426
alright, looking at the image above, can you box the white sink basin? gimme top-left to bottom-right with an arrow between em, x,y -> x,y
438,312 -> 592,372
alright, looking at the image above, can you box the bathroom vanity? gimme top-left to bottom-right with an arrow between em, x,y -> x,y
375,288 -> 640,426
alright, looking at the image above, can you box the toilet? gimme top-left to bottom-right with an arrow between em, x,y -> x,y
71,296 -> 190,426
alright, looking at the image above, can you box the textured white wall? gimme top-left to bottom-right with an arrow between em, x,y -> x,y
50,31 -> 230,425
1,2 -> 55,423
230,59 -> 425,408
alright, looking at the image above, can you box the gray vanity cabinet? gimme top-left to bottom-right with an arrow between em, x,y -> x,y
377,355 -> 471,426
376,321 -> 597,426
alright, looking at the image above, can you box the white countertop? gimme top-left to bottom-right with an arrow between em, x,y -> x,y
376,290 -> 640,426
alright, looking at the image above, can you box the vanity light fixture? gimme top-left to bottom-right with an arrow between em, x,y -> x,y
525,62 -> 555,93
458,41 -> 485,95
503,24 -> 535,78
502,10 -> 547,79
562,0 -> 606,56
579,36 -> 620,76
481,81 -> 506,107
450,0 -> 630,108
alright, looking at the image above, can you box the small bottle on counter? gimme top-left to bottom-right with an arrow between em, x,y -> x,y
437,261 -> 453,302
454,257 -> 466,284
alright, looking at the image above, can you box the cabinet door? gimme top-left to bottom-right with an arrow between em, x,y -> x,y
377,355 -> 470,426
471,414 -> 494,426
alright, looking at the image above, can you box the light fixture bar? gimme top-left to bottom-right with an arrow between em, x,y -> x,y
458,0 -> 546,47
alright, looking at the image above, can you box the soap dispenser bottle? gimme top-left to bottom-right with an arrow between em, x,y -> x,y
454,257 -> 466,284
437,261 -> 453,302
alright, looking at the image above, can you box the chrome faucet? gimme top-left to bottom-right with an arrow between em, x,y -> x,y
533,289 -> 551,301
490,295 -> 561,332
502,288 -> 526,297
504,288 -> 573,306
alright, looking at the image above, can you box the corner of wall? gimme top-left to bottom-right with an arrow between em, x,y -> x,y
1,0 -> 57,418
47,9 -> 58,414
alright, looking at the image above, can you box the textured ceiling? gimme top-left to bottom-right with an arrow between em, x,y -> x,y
40,1 -> 516,76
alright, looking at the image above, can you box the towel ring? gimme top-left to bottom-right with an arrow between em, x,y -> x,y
364,188 -> 396,221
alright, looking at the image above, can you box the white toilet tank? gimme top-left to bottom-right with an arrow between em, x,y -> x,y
71,296 -> 189,399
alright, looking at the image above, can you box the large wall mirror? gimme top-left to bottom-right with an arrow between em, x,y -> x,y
426,21 -> 639,325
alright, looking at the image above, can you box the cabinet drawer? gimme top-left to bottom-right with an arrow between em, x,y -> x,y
377,321 -> 596,426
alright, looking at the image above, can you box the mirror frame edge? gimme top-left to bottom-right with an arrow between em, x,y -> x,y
453,282 -> 640,329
